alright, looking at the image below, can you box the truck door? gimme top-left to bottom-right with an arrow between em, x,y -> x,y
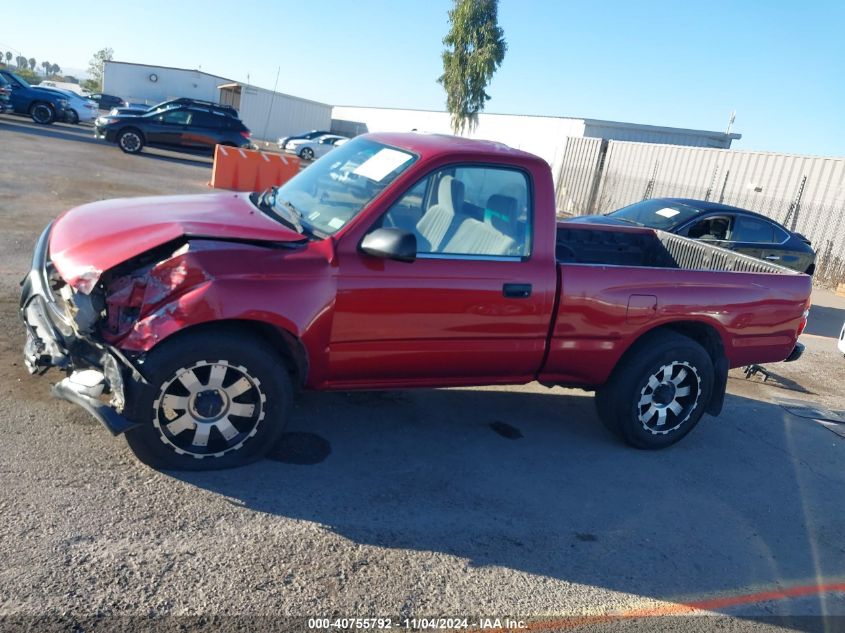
328,165 -> 555,387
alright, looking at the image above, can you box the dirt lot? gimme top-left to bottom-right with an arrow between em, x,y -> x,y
2,117 -> 845,630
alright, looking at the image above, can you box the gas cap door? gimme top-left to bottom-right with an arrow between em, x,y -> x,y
626,294 -> 658,324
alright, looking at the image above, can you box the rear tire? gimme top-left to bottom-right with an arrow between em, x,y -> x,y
124,330 -> 292,470
29,102 -> 55,124
67,109 -> 79,124
595,331 -> 714,449
117,128 -> 144,154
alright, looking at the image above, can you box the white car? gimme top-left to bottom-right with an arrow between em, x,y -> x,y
35,86 -> 98,123
286,134 -> 347,160
838,321 -> 845,356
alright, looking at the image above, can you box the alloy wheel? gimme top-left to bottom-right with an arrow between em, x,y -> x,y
636,361 -> 701,435
153,360 -> 267,458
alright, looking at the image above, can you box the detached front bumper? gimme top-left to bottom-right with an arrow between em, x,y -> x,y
20,224 -> 142,435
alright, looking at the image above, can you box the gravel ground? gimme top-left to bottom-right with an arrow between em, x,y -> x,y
1,116 -> 845,631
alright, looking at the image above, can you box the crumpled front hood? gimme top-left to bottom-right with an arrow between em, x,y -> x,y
49,192 -> 305,293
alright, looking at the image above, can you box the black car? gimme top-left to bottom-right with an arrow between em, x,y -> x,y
568,198 -> 816,274
110,98 -> 239,118
0,74 -> 13,114
94,105 -> 251,155
277,129 -> 333,150
88,93 -> 126,110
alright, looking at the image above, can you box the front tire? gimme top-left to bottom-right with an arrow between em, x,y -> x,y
30,102 -> 55,124
299,147 -> 314,160
124,330 -> 292,470
595,331 -> 714,449
117,128 -> 144,154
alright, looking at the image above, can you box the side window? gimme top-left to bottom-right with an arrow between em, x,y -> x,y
380,165 -> 532,258
162,110 -> 192,125
191,112 -> 220,128
381,177 -> 431,234
683,216 -> 731,240
731,216 -> 776,243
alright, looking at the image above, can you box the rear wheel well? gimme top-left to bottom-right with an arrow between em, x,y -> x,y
630,321 -> 728,415
142,320 -> 308,387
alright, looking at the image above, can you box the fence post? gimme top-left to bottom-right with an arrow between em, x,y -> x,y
585,140 -> 609,215
782,175 -> 807,231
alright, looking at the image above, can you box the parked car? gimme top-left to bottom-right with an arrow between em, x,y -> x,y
110,98 -> 239,118
286,134 -> 348,160
20,133 -> 811,470
0,69 -> 70,124
94,105 -> 251,154
568,198 -> 817,274
277,129 -> 333,150
839,321 -> 845,357
37,80 -> 89,97
33,86 -> 98,124
88,93 -> 126,110
0,74 -> 13,114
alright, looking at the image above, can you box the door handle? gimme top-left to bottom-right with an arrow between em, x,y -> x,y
503,283 -> 532,298
765,255 -> 781,261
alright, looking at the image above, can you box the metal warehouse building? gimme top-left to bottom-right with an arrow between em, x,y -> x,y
331,106 -> 741,188
102,61 -> 332,142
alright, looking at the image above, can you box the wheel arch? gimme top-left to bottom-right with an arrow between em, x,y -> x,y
617,319 -> 729,416
118,125 -> 146,142
135,319 -> 309,388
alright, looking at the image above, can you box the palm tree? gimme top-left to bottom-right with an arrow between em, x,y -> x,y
17,56 -> 26,69
5,52 -> 11,65
29,58 -> 36,72
41,61 -> 49,76
51,64 -> 61,76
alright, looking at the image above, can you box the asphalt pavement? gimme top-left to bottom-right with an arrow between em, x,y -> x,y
1,116 -> 845,631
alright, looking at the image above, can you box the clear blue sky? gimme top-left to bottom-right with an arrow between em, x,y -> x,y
3,0 -> 843,156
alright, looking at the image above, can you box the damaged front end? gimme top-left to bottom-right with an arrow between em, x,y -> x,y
20,224 -> 144,435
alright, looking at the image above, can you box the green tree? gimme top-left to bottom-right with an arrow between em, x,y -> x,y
41,61 -> 50,76
6,52 -> 13,65
29,57 -> 36,71
438,0 -> 507,135
16,56 -> 26,69
87,47 -> 113,90
50,63 -> 61,76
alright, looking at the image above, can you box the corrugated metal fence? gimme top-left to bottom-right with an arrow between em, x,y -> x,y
556,140 -> 845,287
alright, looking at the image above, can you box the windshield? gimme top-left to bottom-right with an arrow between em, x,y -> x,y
609,199 -> 703,230
268,137 -> 416,236
8,72 -> 31,88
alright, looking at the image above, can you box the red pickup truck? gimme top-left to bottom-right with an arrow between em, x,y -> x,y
20,133 -> 811,469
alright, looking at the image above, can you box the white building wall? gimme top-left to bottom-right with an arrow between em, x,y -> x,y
331,106 -> 585,183
103,62 -> 228,105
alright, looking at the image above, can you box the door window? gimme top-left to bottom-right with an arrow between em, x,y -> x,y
161,110 -> 192,125
682,216 -> 732,241
191,112 -> 221,128
380,165 -> 532,258
730,216 -> 777,243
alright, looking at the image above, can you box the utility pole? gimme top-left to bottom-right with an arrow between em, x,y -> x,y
725,110 -> 736,135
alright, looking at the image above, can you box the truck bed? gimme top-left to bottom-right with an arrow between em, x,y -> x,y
542,224 -> 810,387
555,223 -> 799,275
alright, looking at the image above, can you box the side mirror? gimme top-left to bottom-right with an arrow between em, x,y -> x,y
360,228 -> 416,263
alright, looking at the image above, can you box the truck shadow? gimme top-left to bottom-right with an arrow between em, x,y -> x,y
174,386 -> 845,618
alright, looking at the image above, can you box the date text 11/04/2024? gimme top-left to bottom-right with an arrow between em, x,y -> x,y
307,617 -> 527,630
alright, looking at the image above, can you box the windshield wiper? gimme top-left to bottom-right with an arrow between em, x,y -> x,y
252,187 -> 304,234
278,199 -> 304,235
